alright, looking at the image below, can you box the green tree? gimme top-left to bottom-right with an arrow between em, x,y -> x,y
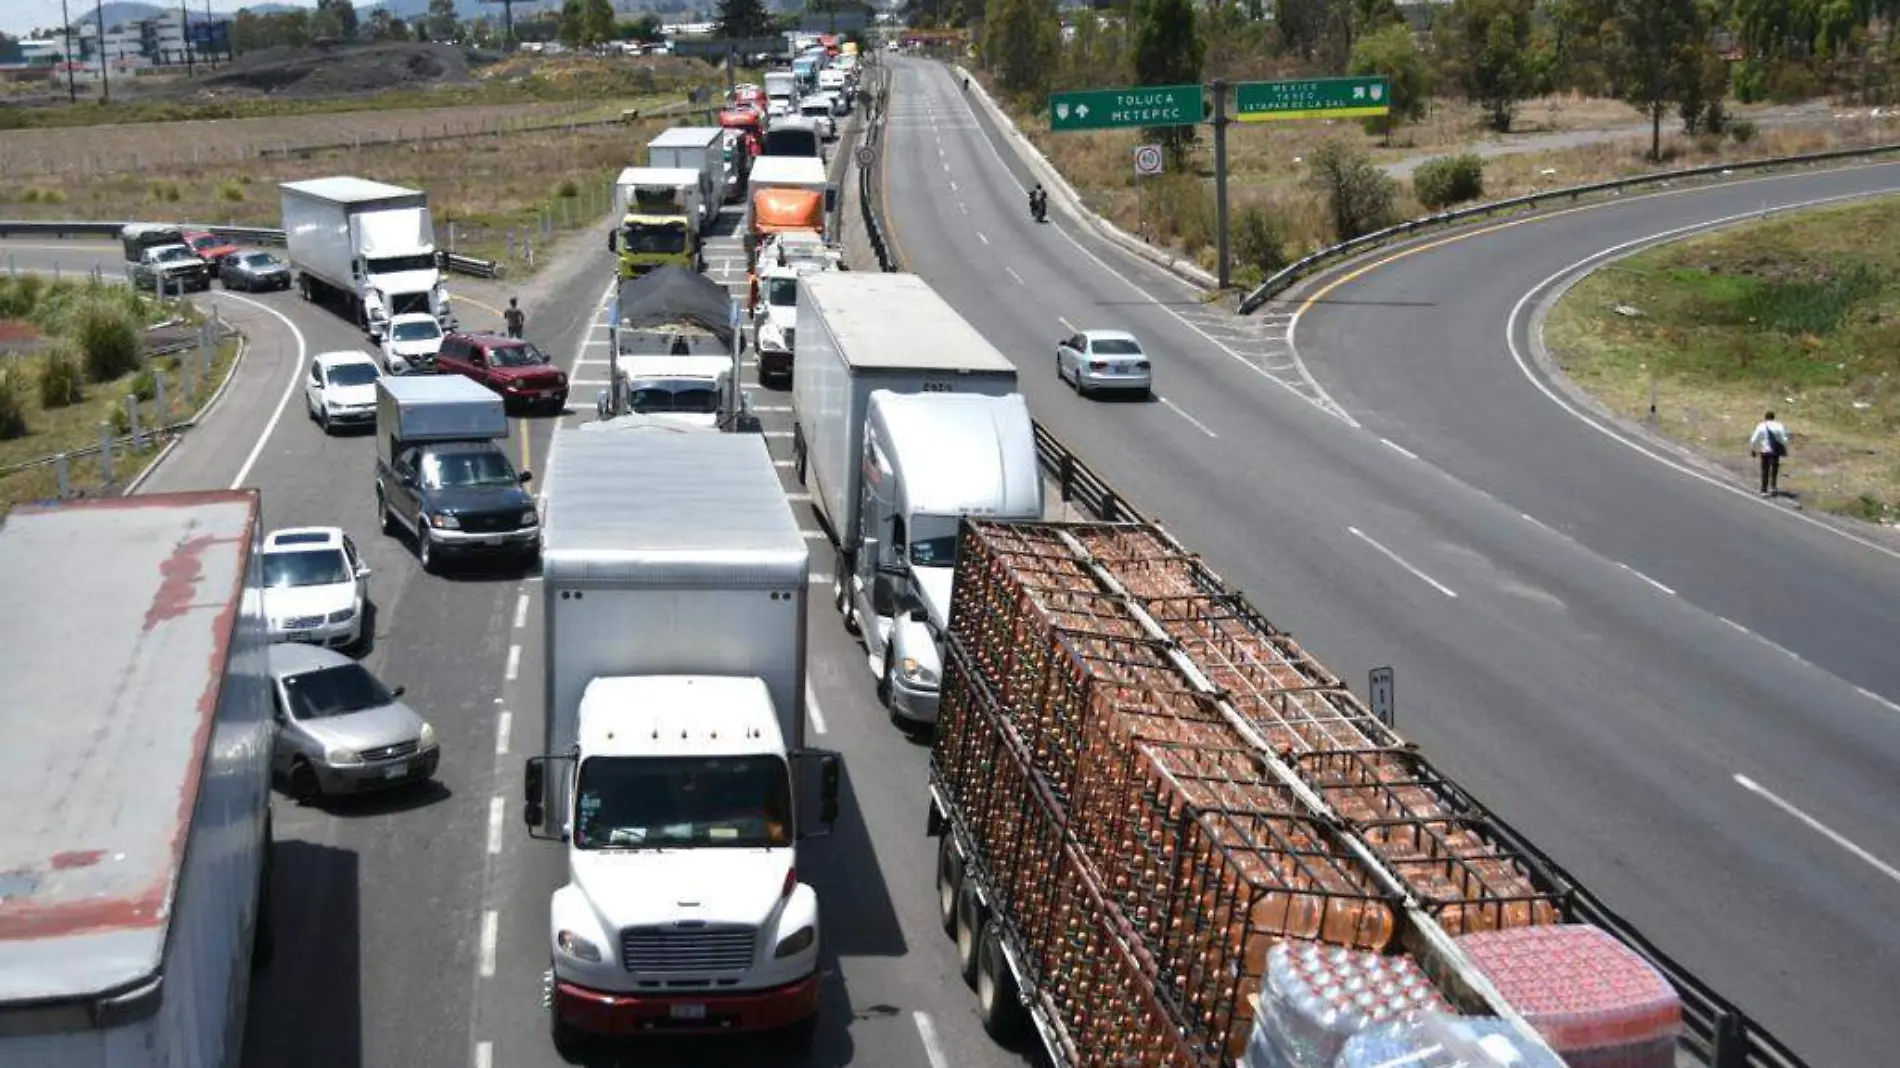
718,0 -> 773,39
1307,139 -> 1397,239
1439,0 -> 1535,132
469,14 -> 495,45
426,0 -> 460,42
368,8 -> 405,40
981,0 -> 1060,97
232,8 -> 313,51
1132,0 -> 1205,162
1348,22 -> 1428,143
582,0 -> 615,45
559,0 -> 585,48
621,14 -> 664,41
1605,0 -> 1703,159
315,0 -> 359,39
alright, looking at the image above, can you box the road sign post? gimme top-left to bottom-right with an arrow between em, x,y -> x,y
1235,76 -> 1391,123
1369,666 -> 1394,727
1133,144 -> 1163,241
1048,84 -> 1204,132
1212,79 -> 1229,290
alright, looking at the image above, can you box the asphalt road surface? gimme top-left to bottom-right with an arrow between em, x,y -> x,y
876,55 -> 1899,1066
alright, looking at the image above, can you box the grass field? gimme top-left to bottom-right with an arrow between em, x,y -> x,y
1544,196 -> 1900,522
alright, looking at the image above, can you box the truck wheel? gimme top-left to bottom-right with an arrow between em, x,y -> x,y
975,923 -> 1026,1044
779,1012 -> 819,1054
954,879 -> 983,989
936,837 -> 961,937
549,990 -> 588,1060
252,825 -> 275,970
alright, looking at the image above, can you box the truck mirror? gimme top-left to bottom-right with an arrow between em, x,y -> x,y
389,685 -> 406,699
524,757 -> 544,805
820,753 -> 841,826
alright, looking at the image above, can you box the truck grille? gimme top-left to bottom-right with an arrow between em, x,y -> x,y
457,512 -> 522,534
620,925 -> 757,974
361,740 -> 419,762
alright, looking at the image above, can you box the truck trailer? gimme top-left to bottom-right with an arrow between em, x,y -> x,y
645,127 -> 728,228
523,431 -> 841,1057
281,176 -> 453,341
0,491 -> 275,1068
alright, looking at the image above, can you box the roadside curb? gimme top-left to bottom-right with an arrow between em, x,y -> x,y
951,63 -> 1221,293
124,331 -> 248,497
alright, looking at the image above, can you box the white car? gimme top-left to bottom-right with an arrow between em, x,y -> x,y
797,98 -> 837,140
304,350 -> 383,433
382,313 -> 446,374
1056,328 -> 1154,398
261,527 -> 372,651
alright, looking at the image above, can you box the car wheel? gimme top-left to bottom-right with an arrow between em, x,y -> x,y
318,406 -> 331,433
287,760 -> 322,804
1055,352 -> 1064,382
417,524 -> 438,573
378,489 -> 396,536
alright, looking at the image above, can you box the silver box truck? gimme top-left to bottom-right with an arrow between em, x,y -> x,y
0,491 -> 274,1068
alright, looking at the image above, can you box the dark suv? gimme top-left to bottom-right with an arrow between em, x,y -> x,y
435,332 -> 570,414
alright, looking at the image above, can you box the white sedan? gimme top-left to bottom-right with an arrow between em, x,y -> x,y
1056,329 -> 1153,398
304,350 -> 382,433
382,313 -> 446,374
260,527 -> 372,651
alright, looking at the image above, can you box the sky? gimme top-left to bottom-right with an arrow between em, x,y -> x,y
3,0 -> 322,38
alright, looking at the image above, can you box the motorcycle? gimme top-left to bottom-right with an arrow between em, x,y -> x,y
1029,191 -> 1048,223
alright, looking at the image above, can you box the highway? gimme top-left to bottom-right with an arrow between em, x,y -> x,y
877,55 -> 1900,1066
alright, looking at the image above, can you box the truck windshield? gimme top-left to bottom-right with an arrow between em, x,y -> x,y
574,755 -> 792,850
766,278 -> 798,307
763,130 -> 819,157
624,225 -> 688,254
423,450 -> 519,488
367,254 -> 437,274
153,246 -> 196,263
629,384 -> 721,414
909,514 -> 962,567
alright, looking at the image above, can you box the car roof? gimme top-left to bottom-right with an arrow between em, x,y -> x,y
267,641 -> 357,679
1080,329 -> 1141,345
263,526 -> 345,551
314,349 -> 379,368
448,331 -> 522,345
389,312 -> 441,324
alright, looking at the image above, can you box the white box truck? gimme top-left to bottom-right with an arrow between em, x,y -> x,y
790,273 -> 1036,726
522,431 -> 841,1057
646,127 -> 727,230
281,176 -> 453,342
0,491 -> 275,1068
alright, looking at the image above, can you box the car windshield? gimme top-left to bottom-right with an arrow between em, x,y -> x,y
1091,337 -> 1144,356
326,362 -> 380,387
154,246 -> 195,263
628,384 -> 720,414
263,548 -> 350,588
908,514 -> 962,567
767,277 -> 798,306
423,449 -> 519,488
491,342 -> 548,368
242,253 -> 280,268
392,321 -> 440,342
283,664 -> 393,720
574,755 -> 792,850
191,236 -> 221,251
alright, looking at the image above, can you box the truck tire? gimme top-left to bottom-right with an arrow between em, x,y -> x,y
936,837 -> 961,937
549,989 -> 587,1061
954,879 -> 982,989
975,923 -> 1026,1044
779,1012 -> 819,1054
252,819 -> 276,970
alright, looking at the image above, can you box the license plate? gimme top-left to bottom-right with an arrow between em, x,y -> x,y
478,535 -> 504,546
382,762 -> 407,780
289,631 -> 318,643
669,1003 -> 707,1021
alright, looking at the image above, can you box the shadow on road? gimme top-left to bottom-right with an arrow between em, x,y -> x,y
242,840 -> 361,1068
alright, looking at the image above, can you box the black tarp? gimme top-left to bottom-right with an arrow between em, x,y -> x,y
615,265 -> 734,347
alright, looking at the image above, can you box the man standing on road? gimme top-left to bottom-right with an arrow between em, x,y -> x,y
1749,410 -> 1789,497
504,297 -> 525,339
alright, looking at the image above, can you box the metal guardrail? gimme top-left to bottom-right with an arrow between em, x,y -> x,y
859,63 -> 898,272
1237,139 -> 1900,314
1027,420 -> 1807,1068
0,219 -> 504,279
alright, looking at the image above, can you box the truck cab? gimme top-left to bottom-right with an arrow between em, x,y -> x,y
373,376 -> 539,574
750,234 -> 842,384
852,392 -> 1043,727
763,71 -> 797,116
612,354 -> 734,429
611,167 -> 705,278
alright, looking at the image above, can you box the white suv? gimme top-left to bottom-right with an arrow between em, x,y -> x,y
260,527 -> 372,651
304,350 -> 382,433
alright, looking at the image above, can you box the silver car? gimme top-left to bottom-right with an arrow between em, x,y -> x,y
267,644 -> 439,802
1056,329 -> 1153,398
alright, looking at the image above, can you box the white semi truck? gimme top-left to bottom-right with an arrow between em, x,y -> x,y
790,272 -> 1040,729
0,491 -> 275,1068
523,431 -> 841,1057
281,176 -> 454,341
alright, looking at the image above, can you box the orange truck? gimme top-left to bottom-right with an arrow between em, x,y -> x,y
742,156 -> 832,262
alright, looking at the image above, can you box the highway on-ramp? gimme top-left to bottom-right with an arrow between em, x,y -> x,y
876,56 -> 1900,1066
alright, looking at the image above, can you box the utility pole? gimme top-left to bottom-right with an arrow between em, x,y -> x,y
95,0 -> 108,103
182,0 -> 194,76
61,0 -> 78,103
1211,78 -> 1230,290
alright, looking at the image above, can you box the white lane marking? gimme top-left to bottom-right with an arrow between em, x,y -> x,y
1615,562 -> 1676,596
810,572 -> 833,584
1508,191 -> 1900,565
787,492 -> 814,502
222,292 -> 309,489
478,911 -> 499,977
958,202 -> 968,214
1347,526 -> 1458,598
582,339 -> 610,347
1719,616 -> 1750,634
1380,437 -> 1418,460
496,710 -> 512,756
775,459 -> 795,469
514,592 -> 530,629
763,430 -> 792,439
1057,315 -> 1076,332
1158,396 -> 1217,438
753,404 -> 792,413
914,1011 -> 950,1068
1734,774 -> 1900,887
807,682 -> 828,735
802,530 -> 827,541
1854,686 -> 1900,714
977,231 -> 990,245
487,795 -> 505,855
949,180 -> 958,192
1005,266 -> 1024,285
474,1041 -> 492,1068
505,645 -> 521,682
571,377 -> 611,387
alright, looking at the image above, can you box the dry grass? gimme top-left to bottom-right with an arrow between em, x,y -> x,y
1545,197 -> 1900,523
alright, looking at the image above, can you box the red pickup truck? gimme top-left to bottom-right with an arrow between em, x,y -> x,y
435,331 -> 569,414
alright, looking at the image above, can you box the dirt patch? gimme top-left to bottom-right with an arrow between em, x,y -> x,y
184,41 -> 487,100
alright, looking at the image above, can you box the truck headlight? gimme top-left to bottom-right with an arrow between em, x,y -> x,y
418,722 -> 436,748
557,929 -> 603,963
899,657 -> 938,686
325,745 -> 360,766
774,925 -> 815,959
430,513 -> 461,530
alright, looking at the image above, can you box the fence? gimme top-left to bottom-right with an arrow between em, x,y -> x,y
858,62 -> 898,272
0,219 -> 504,279
1237,140 -> 1900,314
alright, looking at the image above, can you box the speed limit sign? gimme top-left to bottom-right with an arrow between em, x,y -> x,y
1133,144 -> 1164,176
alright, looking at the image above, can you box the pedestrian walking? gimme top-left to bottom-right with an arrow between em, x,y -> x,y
1748,410 -> 1789,497
504,297 -> 525,339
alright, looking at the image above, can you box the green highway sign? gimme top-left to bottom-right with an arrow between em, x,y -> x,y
1048,84 -> 1205,132
1235,76 -> 1391,123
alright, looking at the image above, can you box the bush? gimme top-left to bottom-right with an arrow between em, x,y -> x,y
218,179 -> 246,202
1231,204 -> 1291,276
37,349 -> 84,409
1767,61 -> 1820,105
128,367 -> 158,403
1730,119 -> 1758,144
74,302 -> 141,383
0,366 -> 27,440
0,274 -> 47,318
556,179 -> 580,198
1413,154 -> 1485,211
148,181 -> 182,203
1307,141 -> 1398,242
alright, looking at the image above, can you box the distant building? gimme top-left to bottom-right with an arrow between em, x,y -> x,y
69,8 -> 232,68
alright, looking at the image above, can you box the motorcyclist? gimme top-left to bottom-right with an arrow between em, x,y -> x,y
1029,183 -> 1047,221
